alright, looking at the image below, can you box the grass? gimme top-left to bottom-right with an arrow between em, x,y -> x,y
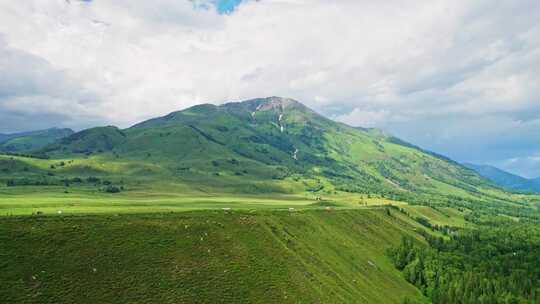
0,185 -> 316,215
0,181 -> 417,216
400,205 -> 470,228
0,209 -> 427,304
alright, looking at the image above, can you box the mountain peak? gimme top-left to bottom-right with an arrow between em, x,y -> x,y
252,96 -> 303,110
221,96 -> 306,113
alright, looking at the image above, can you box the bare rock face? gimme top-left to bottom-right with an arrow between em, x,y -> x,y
255,97 -> 299,112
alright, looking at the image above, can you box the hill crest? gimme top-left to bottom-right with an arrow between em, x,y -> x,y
0,128 -> 74,152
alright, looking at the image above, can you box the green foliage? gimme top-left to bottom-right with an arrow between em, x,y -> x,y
86,176 -> 101,183
103,185 -> 122,193
0,151 -> 50,159
6,178 -> 56,187
389,223 -> 540,304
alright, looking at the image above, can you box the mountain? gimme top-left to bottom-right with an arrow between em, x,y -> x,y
464,163 -> 540,193
42,126 -> 126,154
0,128 -> 74,153
31,96 -> 512,208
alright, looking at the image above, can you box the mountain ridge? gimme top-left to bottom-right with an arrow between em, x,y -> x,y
464,163 -> 540,193
0,127 -> 74,152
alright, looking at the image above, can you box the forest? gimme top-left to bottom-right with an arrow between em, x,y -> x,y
389,219 -> 540,304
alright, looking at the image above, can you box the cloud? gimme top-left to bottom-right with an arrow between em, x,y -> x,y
0,36 -> 104,132
335,109 -> 392,128
0,0 -> 539,175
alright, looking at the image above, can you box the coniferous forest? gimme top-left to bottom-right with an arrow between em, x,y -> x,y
389,220 -> 540,304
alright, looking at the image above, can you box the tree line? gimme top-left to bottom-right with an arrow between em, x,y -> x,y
389,222 -> 540,304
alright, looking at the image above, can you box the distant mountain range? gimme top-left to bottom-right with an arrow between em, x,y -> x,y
464,163 -> 540,193
0,128 -> 74,152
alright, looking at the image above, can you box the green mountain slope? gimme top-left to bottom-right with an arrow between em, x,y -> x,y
0,128 -> 73,152
0,209 -> 427,304
41,126 -> 127,155
464,163 -> 540,193
0,97 -> 519,217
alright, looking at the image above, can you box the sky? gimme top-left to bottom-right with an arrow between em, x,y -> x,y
214,0 -> 243,13
0,0 -> 539,177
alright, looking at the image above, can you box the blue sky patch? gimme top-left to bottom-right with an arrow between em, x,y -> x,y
190,0 -> 243,14
215,0 -> 243,14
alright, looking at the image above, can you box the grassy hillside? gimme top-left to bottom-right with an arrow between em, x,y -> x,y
0,209 -> 427,304
0,128 -> 73,152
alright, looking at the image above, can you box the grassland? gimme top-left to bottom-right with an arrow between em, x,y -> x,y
0,181 -> 411,216
1,209 -> 429,304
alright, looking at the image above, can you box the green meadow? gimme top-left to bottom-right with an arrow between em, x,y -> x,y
1,209 -> 430,304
